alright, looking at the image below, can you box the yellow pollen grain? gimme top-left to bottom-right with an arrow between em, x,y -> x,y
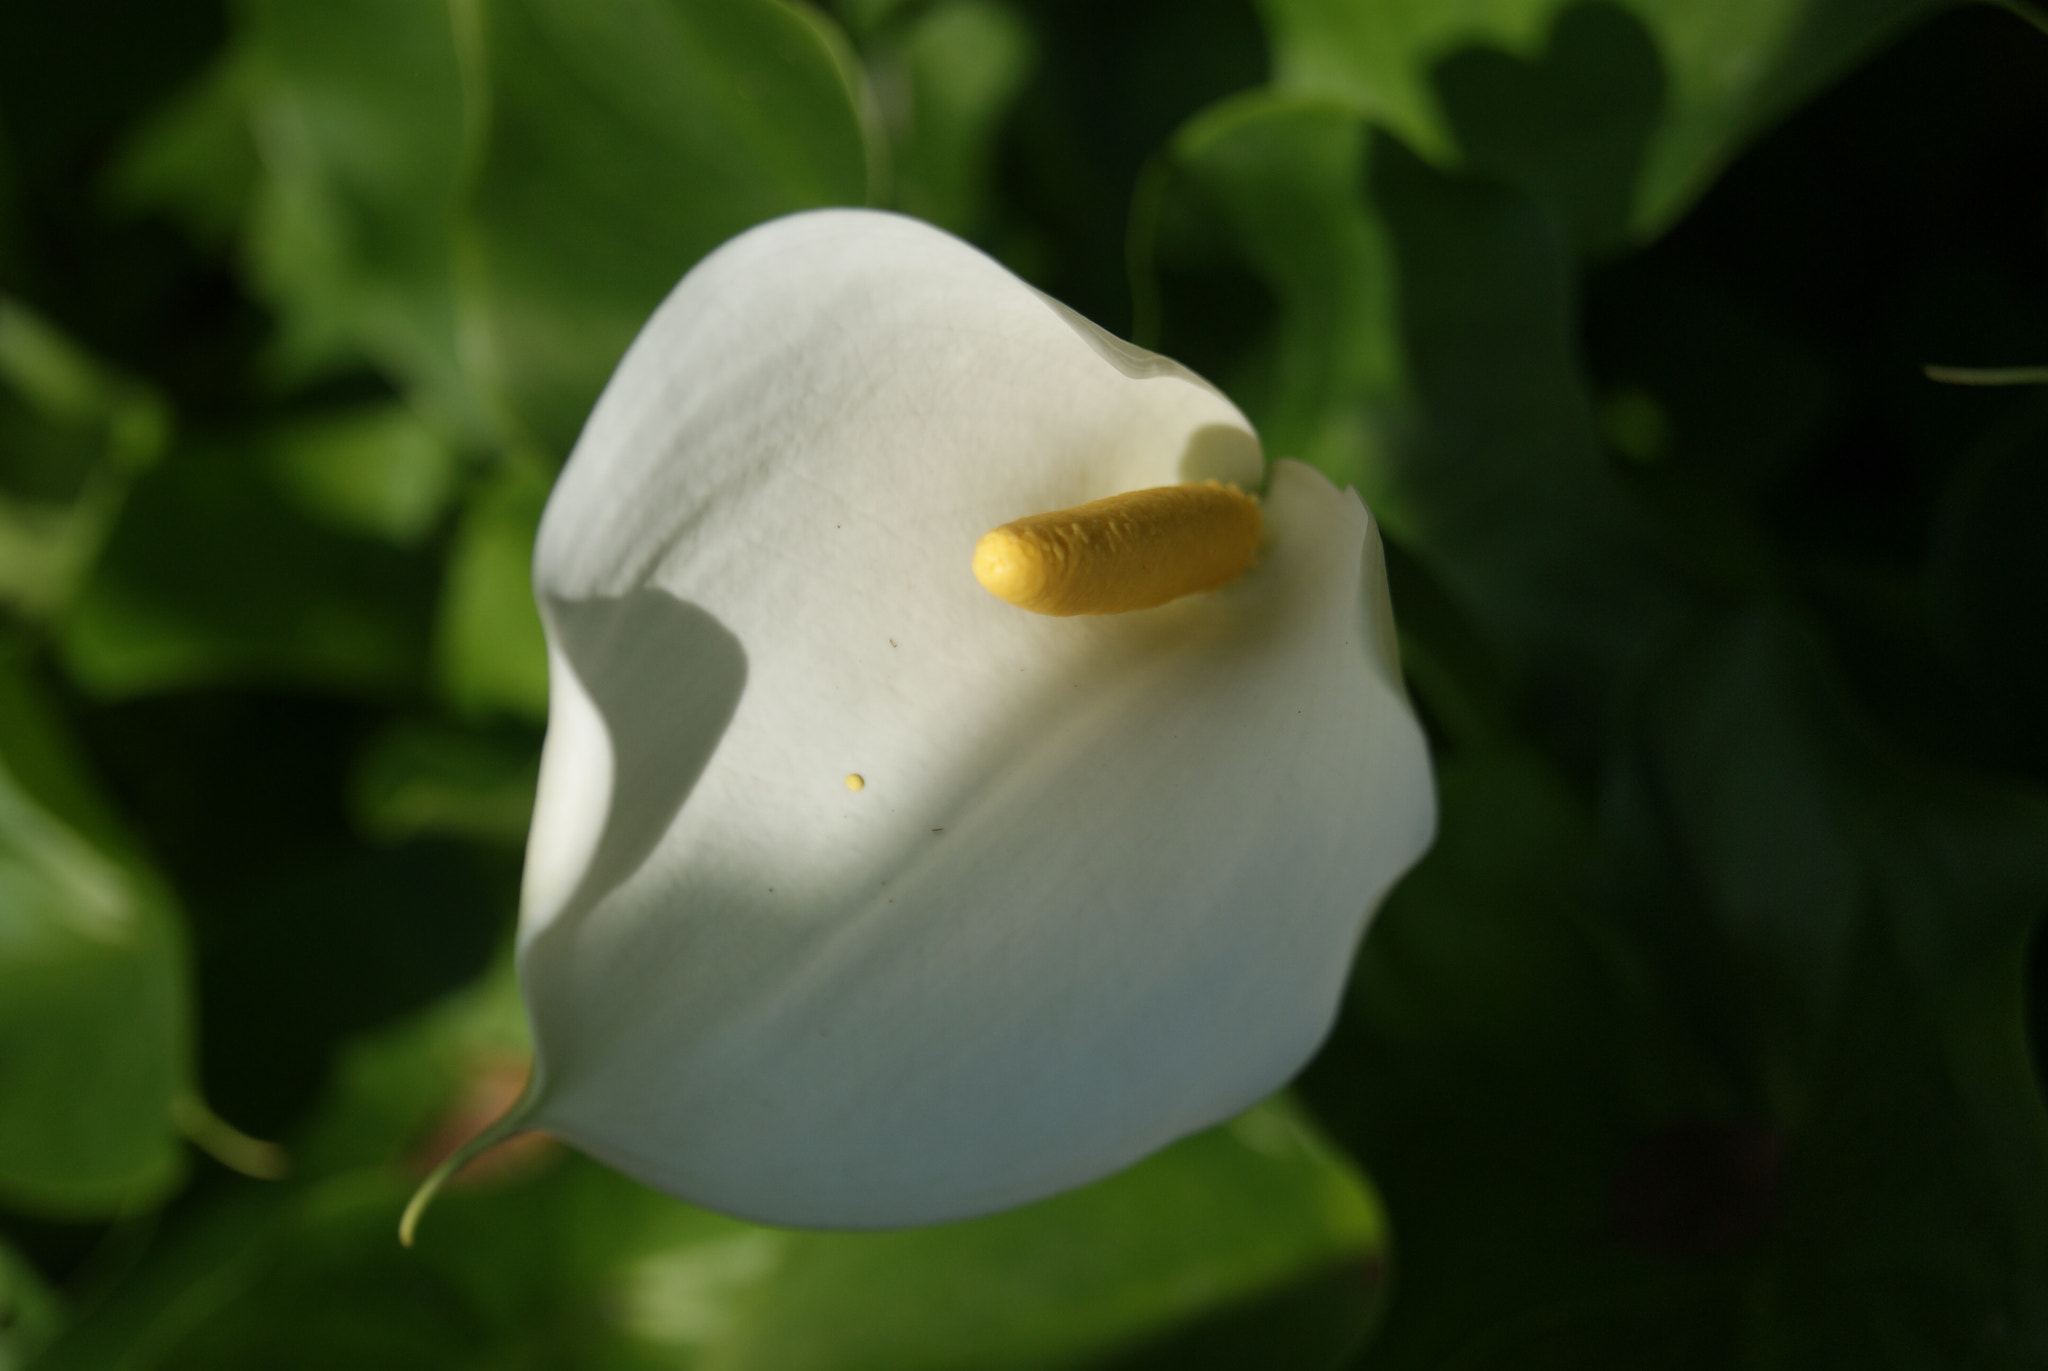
845,773 -> 865,792
972,481 -> 1262,616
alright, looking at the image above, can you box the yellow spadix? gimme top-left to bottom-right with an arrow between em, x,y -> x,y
973,481 -> 1262,616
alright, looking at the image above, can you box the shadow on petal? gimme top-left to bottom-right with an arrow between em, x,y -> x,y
1179,422 -> 1265,485
538,587 -> 748,928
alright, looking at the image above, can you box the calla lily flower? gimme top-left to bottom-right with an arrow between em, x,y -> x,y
407,209 -> 1434,1237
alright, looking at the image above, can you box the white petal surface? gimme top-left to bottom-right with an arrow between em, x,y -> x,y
519,209 -> 1435,1228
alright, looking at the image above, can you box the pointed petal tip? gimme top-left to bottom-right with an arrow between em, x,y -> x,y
397,1094 -> 538,1247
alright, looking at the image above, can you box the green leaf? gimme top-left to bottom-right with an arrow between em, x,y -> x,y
235,0 -> 873,455
349,719 -> 539,845
84,1108 -> 1375,1371
464,0 -> 876,455
1137,92 -> 1402,502
260,403 -> 461,546
1255,0 -> 1946,242
57,435 -> 437,698
0,297 -> 170,618
0,665 -> 192,1218
1143,55 -> 2048,1360
1145,107 -> 1729,705
1297,615 -> 2048,1367
45,946 -> 1382,1370
0,1237 -> 62,1370
434,458 -> 549,721
106,49 -> 261,249
866,0 -> 1037,240
238,0 -> 478,427
706,1101 -> 1379,1371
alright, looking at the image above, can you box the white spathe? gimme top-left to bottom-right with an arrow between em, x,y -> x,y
514,209 -> 1435,1229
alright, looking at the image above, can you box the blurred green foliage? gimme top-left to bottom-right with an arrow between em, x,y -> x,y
2,0 -> 2046,1366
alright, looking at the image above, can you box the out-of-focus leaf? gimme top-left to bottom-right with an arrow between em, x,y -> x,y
1137,92 -> 1400,501
106,51 -> 260,249
0,665 -> 191,1217
984,0 -> 1268,336
350,720 -> 539,846
0,1237 -> 61,1370
1303,751 -> 1681,1368
1098,1258 -> 1379,1371
434,459 -> 548,721
260,403 -> 461,546
1362,137 -> 1743,701
57,436 -> 437,698
194,838 -> 513,1143
45,945 -> 1382,1371
233,0 -> 872,455
237,0 -> 475,425
867,0 -> 1036,240
704,1101 -> 1379,1371
1602,616 -> 2048,1363
1932,390 -> 2048,777
1140,35 -> 2048,1358
464,0 -> 876,455
107,1109 -> 1377,1371
1299,616 -> 2048,1367
1256,0 -> 1944,241
0,298 -> 170,617
1583,263 -> 1843,492
1146,108 -> 1728,721
293,951 -> 534,1179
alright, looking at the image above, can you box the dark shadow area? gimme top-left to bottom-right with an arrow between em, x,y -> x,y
991,0 -> 1268,336
538,588 -> 747,928
1366,129 -> 1694,776
0,0 -> 267,412
1582,3 -> 2048,794
68,691 -> 516,1139
1434,2 -> 1666,257
1139,160 -> 1283,408
1097,1256 -> 1382,1371
1928,390 -> 2048,780
1585,3 -> 2048,564
1603,1117 -> 1788,1261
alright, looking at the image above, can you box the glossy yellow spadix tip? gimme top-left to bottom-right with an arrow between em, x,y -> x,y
973,481 -> 1263,617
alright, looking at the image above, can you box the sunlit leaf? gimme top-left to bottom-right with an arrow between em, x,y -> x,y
349,719 -> 538,846
260,403 -> 461,547
864,0 -> 1036,240
230,0 -> 872,454
433,458 -> 548,721
1299,617 -> 2048,1367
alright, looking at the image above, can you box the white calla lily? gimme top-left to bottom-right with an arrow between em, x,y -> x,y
407,209 -> 1435,1236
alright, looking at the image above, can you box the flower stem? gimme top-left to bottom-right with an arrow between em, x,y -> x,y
398,1097 -> 535,1247
171,1094 -> 289,1180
